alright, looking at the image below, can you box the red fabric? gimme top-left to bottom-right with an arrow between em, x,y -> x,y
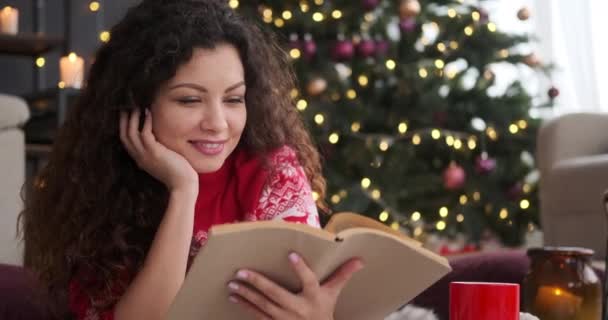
68,146 -> 320,319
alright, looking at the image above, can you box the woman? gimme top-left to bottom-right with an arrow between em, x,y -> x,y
19,1 -> 363,319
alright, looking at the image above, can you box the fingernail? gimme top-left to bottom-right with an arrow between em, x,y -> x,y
228,295 -> 239,303
288,252 -> 300,264
145,108 -> 150,116
228,281 -> 239,291
236,270 -> 249,279
355,260 -> 365,270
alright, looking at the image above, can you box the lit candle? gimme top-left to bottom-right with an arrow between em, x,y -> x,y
534,285 -> 583,317
60,53 -> 85,89
0,6 -> 19,35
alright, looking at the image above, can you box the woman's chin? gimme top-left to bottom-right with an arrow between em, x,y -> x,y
192,160 -> 224,174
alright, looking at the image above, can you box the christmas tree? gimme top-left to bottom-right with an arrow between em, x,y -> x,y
233,0 -> 555,246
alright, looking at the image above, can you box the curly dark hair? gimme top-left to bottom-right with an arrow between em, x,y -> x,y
19,0 -> 326,316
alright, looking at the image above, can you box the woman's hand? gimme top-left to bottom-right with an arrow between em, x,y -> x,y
227,253 -> 364,320
119,108 -> 198,194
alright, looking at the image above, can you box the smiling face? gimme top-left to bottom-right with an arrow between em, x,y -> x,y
150,44 -> 247,173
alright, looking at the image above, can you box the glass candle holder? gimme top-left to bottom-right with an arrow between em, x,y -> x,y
523,247 -> 602,320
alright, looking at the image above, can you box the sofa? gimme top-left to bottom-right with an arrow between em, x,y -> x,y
537,113 -> 608,259
0,93 -> 29,266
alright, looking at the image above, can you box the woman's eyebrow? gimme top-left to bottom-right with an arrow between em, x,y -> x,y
168,81 -> 245,93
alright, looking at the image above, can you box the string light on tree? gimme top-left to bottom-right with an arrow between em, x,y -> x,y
487,23 -> 497,32
379,210 -> 389,222
371,189 -> 382,199
411,211 -> 421,222
328,133 -> 340,144
398,122 -> 408,134
436,221 -> 446,231
228,0 -> 239,9
453,139 -> 463,149
314,113 -> 325,125
464,25 -> 474,36
444,136 -> 454,147
379,140 -> 390,151
431,129 -> 441,139
459,195 -> 468,205
296,99 -> 307,111
351,122 -> 361,132
419,68 -> 428,78
412,134 -> 422,145
361,177 -> 371,189
448,8 -> 457,18
499,208 -> 509,220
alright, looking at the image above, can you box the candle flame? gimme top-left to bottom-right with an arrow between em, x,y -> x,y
554,288 -> 562,296
2,6 -> 16,15
68,53 -> 77,62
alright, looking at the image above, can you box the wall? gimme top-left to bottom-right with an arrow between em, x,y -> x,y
0,0 -> 139,96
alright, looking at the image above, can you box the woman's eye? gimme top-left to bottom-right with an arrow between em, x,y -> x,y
226,97 -> 245,104
177,98 -> 200,104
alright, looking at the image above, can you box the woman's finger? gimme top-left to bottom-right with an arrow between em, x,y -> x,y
287,252 -> 321,295
228,280 -> 284,319
127,108 -> 145,156
140,108 -> 157,152
231,270 -> 297,312
228,295 -> 272,320
321,258 -> 364,296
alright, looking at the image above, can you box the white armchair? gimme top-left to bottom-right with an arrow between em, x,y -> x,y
537,113 -> 608,260
0,94 -> 29,265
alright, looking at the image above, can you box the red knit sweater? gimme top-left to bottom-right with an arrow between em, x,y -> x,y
68,145 -> 320,319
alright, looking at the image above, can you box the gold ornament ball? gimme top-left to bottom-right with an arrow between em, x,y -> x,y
517,7 -> 531,21
307,78 -> 328,96
399,0 -> 421,19
523,53 -> 541,67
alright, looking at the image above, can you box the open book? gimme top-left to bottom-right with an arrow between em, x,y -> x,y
166,212 -> 452,320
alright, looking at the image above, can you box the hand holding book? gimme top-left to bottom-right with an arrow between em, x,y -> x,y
227,252 -> 364,319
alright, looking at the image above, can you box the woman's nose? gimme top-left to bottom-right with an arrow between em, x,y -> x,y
199,100 -> 228,132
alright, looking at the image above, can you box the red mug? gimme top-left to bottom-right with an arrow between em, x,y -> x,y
450,282 -> 520,320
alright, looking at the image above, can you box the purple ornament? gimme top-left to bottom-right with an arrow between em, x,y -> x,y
362,0 -> 380,10
507,182 -> 523,201
399,17 -> 417,33
375,40 -> 390,56
302,39 -> 317,60
331,40 -> 355,61
475,153 -> 496,174
357,39 -> 376,58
